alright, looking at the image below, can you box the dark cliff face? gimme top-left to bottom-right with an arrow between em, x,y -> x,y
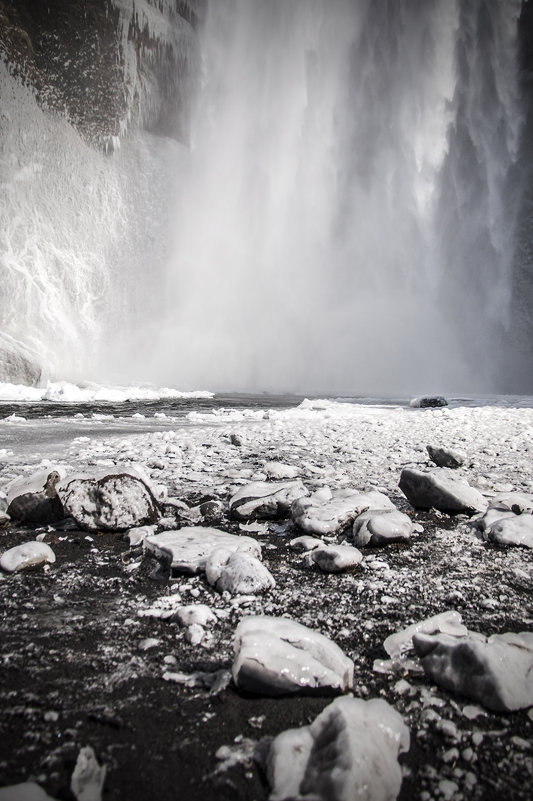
0,0 -> 205,148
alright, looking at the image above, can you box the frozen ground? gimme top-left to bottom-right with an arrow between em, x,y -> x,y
0,392 -> 532,800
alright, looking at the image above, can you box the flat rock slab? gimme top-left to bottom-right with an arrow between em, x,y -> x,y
233,615 -> 354,696
303,543 -> 363,572
384,610 -> 467,659
353,509 -> 413,547
399,468 -> 487,515
0,541 -> 56,573
58,473 -> 159,532
144,527 -> 261,574
413,630 -> 533,711
206,548 -> 275,594
292,489 -> 395,537
229,480 -> 308,521
267,696 -> 410,801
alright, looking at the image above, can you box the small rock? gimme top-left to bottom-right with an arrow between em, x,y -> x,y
230,480 -> 308,521
205,549 -> 275,595
6,468 -> 65,524
292,488 -> 395,537
426,445 -> 466,469
303,543 -> 363,572
353,509 -> 413,546
174,604 -> 217,627
0,541 -> 56,573
144,527 -> 261,574
384,611 -> 467,659
289,535 -> 323,552
263,461 -> 299,480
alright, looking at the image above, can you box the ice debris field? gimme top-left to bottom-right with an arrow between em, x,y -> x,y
0,395 -> 532,801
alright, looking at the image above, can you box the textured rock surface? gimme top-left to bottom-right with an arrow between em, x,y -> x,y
267,697 -> 410,801
399,468 -> 487,515
233,616 -> 354,696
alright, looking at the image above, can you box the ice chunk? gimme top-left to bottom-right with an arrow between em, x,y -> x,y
206,548 -> 275,594
0,541 -> 56,573
399,468 -> 487,515
230,480 -> 308,521
174,604 -> 217,627
353,509 -> 413,546
267,696 -> 409,801
413,630 -> 533,711
303,544 -> 363,573
384,611 -> 467,659
71,746 -> 106,801
144,527 -> 261,574
233,615 -> 354,695
292,489 -> 395,536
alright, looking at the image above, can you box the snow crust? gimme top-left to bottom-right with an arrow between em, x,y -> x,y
0,381 -> 213,403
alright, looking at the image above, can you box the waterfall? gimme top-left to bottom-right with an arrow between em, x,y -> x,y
0,0 -> 527,393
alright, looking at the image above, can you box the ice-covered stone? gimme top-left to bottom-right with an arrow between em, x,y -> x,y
267,696 -> 410,801
292,489 -> 395,537
205,548 -> 275,594
144,527 -> 261,574
426,444 -> 466,469
0,541 -> 56,573
127,524 -> 157,546
384,611 -> 467,659
232,615 -> 354,696
413,630 -> 533,712
264,461 -> 299,480
399,468 -> 487,515
174,604 -> 217,627
484,514 -> 533,548
6,468 -> 65,524
303,543 -> 363,573
58,472 -> 159,532
410,395 -> 448,408
0,784 -> 58,801
289,535 -> 322,552
71,745 -> 106,801
490,492 -> 533,514
230,480 -> 308,521
353,509 -> 413,546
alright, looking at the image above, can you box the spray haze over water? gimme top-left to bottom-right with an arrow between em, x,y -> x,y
0,0 -> 527,395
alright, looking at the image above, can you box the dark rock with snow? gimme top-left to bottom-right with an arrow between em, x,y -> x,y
267,696 -> 410,801
232,616 -> 354,696
353,509 -> 413,547
399,467 -> 487,515
229,480 -> 308,521
6,469 -> 64,524
205,548 -> 275,594
144,527 -> 261,574
410,395 -> 448,408
0,541 -> 56,573
413,630 -> 533,711
58,472 -> 159,532
303,543 -> 363,573
426,444 -> 466,469
292,488 -> 395,537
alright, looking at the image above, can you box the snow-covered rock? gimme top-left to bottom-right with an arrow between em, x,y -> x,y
292,489 -> 395,537
0,784 -> 57,801
267,696 -> 410,801
384,611 -> 467,659
127,524 -> 158,547
6,468 -> 65,524
490,492 -> 533,514
399,468 -> 487,515
205,549 -> 275,594
426,445 -> 466,469
0,541 -> 56,573
229,480 -> 308,521
71,745 -> 106,801
144,527 -> 261,574
58,472 -> 159,532
484,514 -> 533,548
413,630 -> 533,712
289,535 -> 322,552
353,509 -> 413,547
232,615 -> 354,696
264,461 -> 299,480
303,543 -> 363,573
174,604 -> 217,627
410,395 -> 448,408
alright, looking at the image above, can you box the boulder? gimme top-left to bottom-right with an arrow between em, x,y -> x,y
0,541 -> 56,573
58,472 -> 159,532
232,615 -> 354,696
267,697 -> 410,801
292,489 -> 395,537
229,480 -> 308,521
353,509 -> 413,547
205,548 -> 275,594
6,468 -> 64,524
144,527 -> 261,574
303,543 -> 363,573
426,444 -> 466,469
399,468 -> 487,515
413,630 -> 533,712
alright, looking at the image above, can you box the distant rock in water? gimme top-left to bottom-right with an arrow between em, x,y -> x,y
413,630 -> 533,712
0,333 -> 43,386
399,467 -> 487,515
426,444 -> 466,469
267,696 -> 410,801
410,396 -> 448,408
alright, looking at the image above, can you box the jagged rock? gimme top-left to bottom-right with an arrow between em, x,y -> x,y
426,444 -> 466,469
144,527 -> 261,574
410,395 -> 448,408
267,697 -> 410,801
232,615 -> 354,696
292,488 -> 395,537
206,549 -> 275,594
399,468 -> 487,515
6,468 -> 64,524
353,509 -> 413,547
413,630 -> 533,712
58,472 -> 159,532
303,543 -> 363,573
229,480 -> 308,521
0,541 -> 56,573
384,611 -> 467,659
